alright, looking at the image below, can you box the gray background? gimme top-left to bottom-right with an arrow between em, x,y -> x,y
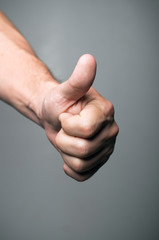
0,0 -> 158,239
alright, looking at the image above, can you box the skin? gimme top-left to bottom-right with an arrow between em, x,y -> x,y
0,11 -> 119,181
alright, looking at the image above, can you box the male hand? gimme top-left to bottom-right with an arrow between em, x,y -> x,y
0,13 -> 118,181
41,54 -> 119,181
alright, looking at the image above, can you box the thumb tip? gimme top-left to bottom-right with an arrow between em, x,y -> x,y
79,54 -> 97,72
73,53 -> 97,88
60,54 -> 96,101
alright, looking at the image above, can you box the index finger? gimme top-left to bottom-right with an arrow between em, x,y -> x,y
59,100 -> 114,138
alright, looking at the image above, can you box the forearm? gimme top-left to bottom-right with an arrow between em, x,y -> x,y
0,11 -> 58,125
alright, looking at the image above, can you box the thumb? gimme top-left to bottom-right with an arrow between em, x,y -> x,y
60,54 -> 96,101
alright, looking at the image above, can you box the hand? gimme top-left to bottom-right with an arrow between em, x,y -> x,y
41,54 -> 119,181
0,12 -> 118,181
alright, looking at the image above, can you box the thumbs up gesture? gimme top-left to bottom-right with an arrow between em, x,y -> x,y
41,54 -> 119,181
0,12 -> 118,182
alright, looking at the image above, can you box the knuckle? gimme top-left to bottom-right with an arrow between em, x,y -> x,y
108,121 -> 119,140
76,176 -> 88,182
77,139 -> 90,157
107,146 -> 114,156
72,159 -> 85,173
115,124 -> 119,136
63,163 -> 88,182
63,163 -> 69,175
75,173 -> 91,182
80,121 -> 94,138
103,100 -> 115,121
55,133 -> 60,147
113,122 -> 119,138
108,101 -> 115,116
55,131 -> 63,147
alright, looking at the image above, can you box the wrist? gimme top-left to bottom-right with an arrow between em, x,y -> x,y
22,53 -> 59,126
0,11 -> 60,126
0,48 -> 59,126
28,68 -> 59,127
